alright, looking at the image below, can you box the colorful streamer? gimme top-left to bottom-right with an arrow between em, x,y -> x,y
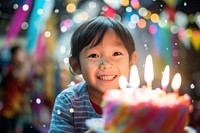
26,0 -> 55,53
152,24 -> 172,67
4,0 -> 33,48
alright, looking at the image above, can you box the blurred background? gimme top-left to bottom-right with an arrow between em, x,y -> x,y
0,0 -> 199,133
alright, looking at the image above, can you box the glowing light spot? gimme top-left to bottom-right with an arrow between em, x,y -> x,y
171,25 -> 178,34
185,29 -> 192,37
138,7 -> 147,17
104,0 -> 121,9
44,31 -> 51,37
63,58 -> 69,64
61,26 -> 67,32
37,9 -> 43,15
158,19 -> 168,28
22,4 -> 29,11
120,0 -> 129,6
143,10 -> 151,19
60,45 -> 66,54
177,62 -> 180,64
144,44 -> 148,50
184,2 -> 187,6
69,108 -> 74,113
137,19 -> 146,29
149,24 -> 157,35
126,6 -> 132,12
89,1 -> 96,9
66,3 -> 76,13
197,15 -> 200,23
69,81 -> 75,86
151,13 -> 159,23
21,22 -> 29,30
79,12 -> 89,21
128,22 -> 136,29
43,125 -> 46,127
36,98 -> 41,104
13,4 -> 18,9
190,84 -> 195,89
61,19 -> 73,30
54,9 -> 59,13
130,14 -> 139,23
57,109 -> 61,115
131,0 -> 140,9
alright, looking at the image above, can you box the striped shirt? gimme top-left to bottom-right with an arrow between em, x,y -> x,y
49,82 -> 102,133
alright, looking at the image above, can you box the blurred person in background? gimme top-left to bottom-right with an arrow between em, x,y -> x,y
0,44 -> 36,133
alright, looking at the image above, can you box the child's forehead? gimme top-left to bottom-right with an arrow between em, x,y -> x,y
84,39 -> 125,51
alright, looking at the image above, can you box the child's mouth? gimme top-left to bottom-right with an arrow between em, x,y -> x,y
97,75 -> 117,81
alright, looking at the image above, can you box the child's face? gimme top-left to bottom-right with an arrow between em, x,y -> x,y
79,29 -> 135,94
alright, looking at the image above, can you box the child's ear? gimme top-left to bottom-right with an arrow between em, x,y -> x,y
130,52 -> 138,66
69,57 -> 82,75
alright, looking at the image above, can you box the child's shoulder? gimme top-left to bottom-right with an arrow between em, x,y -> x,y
57,81 -> 87,99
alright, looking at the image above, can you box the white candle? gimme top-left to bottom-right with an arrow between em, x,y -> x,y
171,73 -> 181,94
144,55 -> 154,89
119,75 -> 134,103
129,65 -> 140,89
161,65 -> 170,92
119,75 -> 128,89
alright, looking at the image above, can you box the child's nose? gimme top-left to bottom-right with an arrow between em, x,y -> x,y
99,59 -> 113,69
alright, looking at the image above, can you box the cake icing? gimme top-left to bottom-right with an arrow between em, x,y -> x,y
101,88 -> 192,133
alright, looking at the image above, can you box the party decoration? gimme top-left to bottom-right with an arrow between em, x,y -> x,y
152,24 -> 172,66
190,30 -> 200,51
163,0 -> 179,9
4,0 -> 33,48
26,0 -> 55,53
194,12 -> 200,29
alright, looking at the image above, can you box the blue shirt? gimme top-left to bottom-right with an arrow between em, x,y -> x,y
49,82 -> 102,133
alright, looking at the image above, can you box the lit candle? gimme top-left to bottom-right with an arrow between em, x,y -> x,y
119,75 -> 128,89
171,73 -> 181,94
129,65 -> 140,89
144,55 -> 154,89
161,65 -> 170,92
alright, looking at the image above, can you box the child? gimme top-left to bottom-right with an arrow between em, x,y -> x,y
49,16 -> 138,133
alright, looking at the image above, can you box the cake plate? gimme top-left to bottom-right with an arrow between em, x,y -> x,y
85,118 -> 196,133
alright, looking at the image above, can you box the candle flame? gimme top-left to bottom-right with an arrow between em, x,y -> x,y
144,55 -> 154,85
119,75 -> 128,89
171,73 -> 181,91
161,65 -> 170,89
129,65 -> 140,88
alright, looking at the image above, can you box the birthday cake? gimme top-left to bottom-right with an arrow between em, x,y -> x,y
101,87 -> 191,133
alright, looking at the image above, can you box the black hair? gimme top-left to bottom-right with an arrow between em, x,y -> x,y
70,16 -> 136,62
10,45 -> 22,56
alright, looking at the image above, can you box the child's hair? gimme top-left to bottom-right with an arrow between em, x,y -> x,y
10,45 -> 23,57
70,16 -> 136,63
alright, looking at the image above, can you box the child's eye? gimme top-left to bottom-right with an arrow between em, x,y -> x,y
113,52 -> 122,56
88,54 -> 99,58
